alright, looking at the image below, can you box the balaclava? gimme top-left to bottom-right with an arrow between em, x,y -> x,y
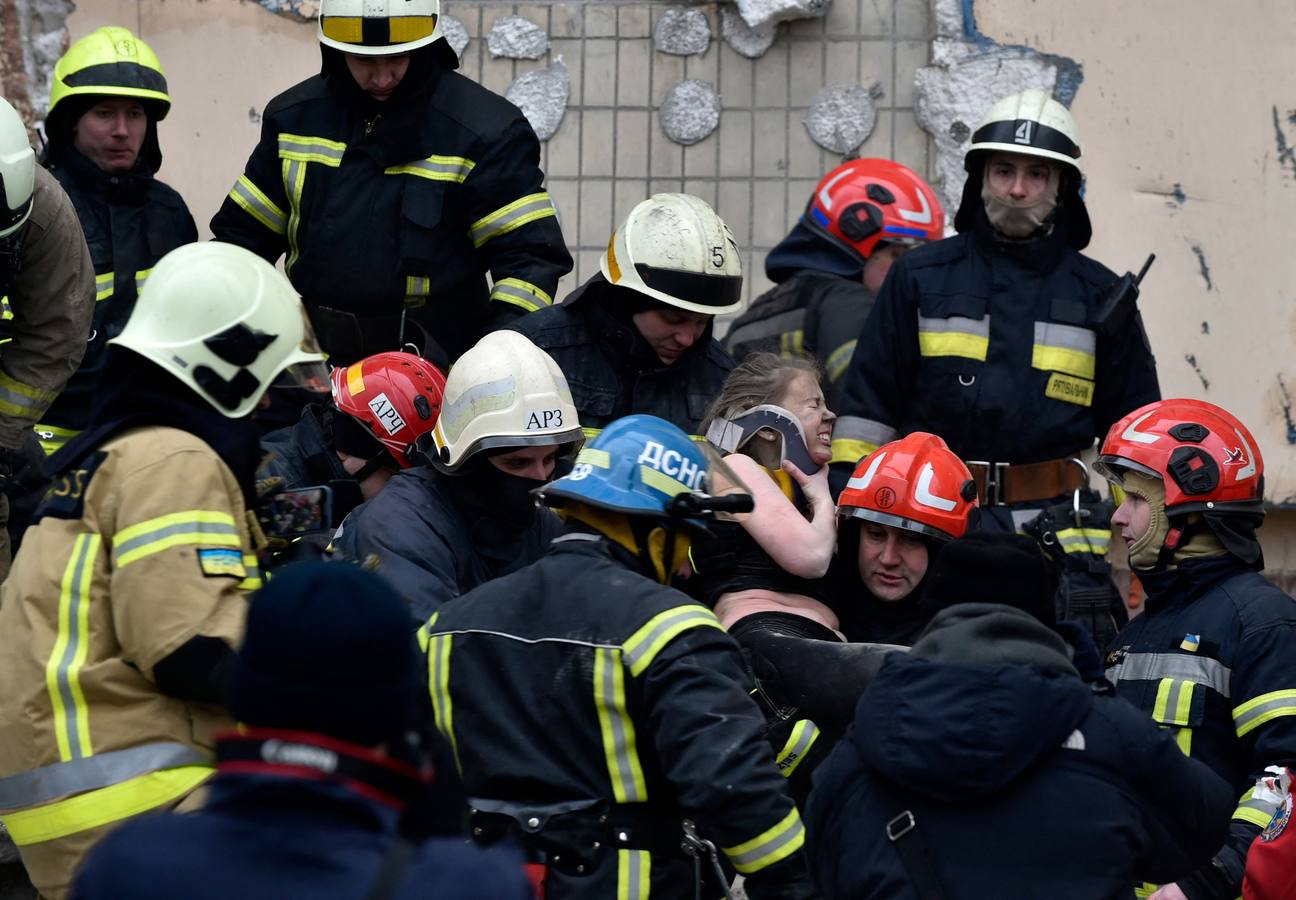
981,160 -> 1061,239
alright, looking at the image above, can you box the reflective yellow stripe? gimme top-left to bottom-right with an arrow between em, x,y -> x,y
469,192 -> 557,247
825,339 -> 856,383
0,765 -> 213,845
237,554 -> 262,591
0,370 -> 57,417
112,510 -> 241,569
134,268 -> 153,294
1233,787 -> 1281,827
405,275 -> 431,308
576,448 -> 612,469
1152,679 -> 1196,728
346,363 -> 366,397
594,646 -> 646,803
94,272 -> 114,302
778,329 -> 805,358
277,134 -> 346,167
384,154 -> 475,183
582,427 -> 603,440
34,423 -> 80,456
1031,322 -> 1096,380
1234,689 -> 1296,737
917,315 -> 990,361
830,437 -> 878,467
623,606 -> 723,677
282,158 -> 307,275
0,294 -> 11,320
415,623 -> 430,654
427,633 -> 461,773
617,848 -> 650,900
723,806 -> 806,874
489,277 -> 553,312
1054,527 -> 1111,555
44,534 -> 101,762
1175,728 -> 1192,755
775,719 -> 820,778
228,174 -> 287,235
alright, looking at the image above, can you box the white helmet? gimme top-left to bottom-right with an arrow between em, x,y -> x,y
601,193 -> 744,316
966,88 -> 1082,174
111,243 -> 327,418
318,0 -> 443,56
0,98 -> 35,239
422,331 -> 583,472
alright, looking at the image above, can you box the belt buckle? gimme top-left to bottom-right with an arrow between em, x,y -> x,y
886,810 -> 916,841
969,460 -> 1009,506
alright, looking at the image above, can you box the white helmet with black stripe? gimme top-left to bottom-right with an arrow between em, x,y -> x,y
318,0 -> 443,56
601,193 -> 744,316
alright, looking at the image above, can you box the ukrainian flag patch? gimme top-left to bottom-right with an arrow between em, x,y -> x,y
1181,633 -> 1201,652
197,547 -> 247,578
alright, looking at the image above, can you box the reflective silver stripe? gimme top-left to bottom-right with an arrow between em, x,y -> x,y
725,814 -> 805,872
1107,652 -> 1231,698
776,720 -> 821,776
623,849 -> 647,900
1235,791 -> 1281,823
277,135 -> 345,166
825,339 -> 857,382
595,647 -> 644,802
229,175 -> 287,235
0,742 -> 209,810
622,608 -> 713,673
469,193 -> 556,247
1234,693 -> 1296,736
54,535 -> 96,760
917,315 -> 990,337
111,520 -> 240,567
834,415 -> 897,447
0,383 -> 47,415
1033,321 -> 1096,353
283,158 -> 307,275
490,281 -> 546,311
385,157 -> 474,182
725,309 -> 808,350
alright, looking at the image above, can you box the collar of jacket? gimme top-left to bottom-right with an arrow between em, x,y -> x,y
569,276 -> 715,374
764,220 -> 864,283
55,145 -> 154,206
552,524 -> 659,577
1137,555 -> 1251,610
969,202 -> 1070,272
215,727 -> 430,812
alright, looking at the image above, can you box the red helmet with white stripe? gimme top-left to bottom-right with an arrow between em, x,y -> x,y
330,351 -> 447,468
1095,399 -> 1264,515
837,432 -> 977,542
803,159 -> 944,262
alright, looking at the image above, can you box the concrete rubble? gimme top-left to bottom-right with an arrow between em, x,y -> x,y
805,83 -> 880,155
487,15 -> 549,60
660,80 -> 721,146
505,60 -> 569,141
653,8 -> 712,57
720,7 -> 778,60
735,0 -> 829,30
440,15 -> 470,59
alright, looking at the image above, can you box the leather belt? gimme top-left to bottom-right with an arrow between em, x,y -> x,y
966,457 -> 1086,506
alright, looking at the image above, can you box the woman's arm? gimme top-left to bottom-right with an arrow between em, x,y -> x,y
726,453 -> 836,578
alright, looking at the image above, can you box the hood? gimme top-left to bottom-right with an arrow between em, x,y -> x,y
765,221 -> 864,284
1137,554 -> 1251,608
852,604 -> 1089,801
569,274 -> 717,371
953,154 -> 1092,250
319,39 -> 456,119
43,97 -> 165,174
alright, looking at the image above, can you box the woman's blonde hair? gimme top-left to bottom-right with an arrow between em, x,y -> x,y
700,352 -> 822,438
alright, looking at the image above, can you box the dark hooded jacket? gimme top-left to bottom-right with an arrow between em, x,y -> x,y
806,604 -> 1233,899
724,223 -> 874,412
509,275 -> 735,437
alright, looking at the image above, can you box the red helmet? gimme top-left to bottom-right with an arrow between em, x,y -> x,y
330,351 -> 447,468
837,432 -> 977,541
1095,399 -> 1264,516
803,158 -> 944,262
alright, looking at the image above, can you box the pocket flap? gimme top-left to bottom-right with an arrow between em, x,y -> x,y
1151,677 -> 1207,728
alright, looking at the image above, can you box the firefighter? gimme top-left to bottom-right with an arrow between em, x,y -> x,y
211,0 -> 571,365
832,88 -> 1161,648
0,96 -> 94,577
36,26 -> 198,454
423,414 -> 815,898
0,242 -> 325,899
509,192 -> 739,438
1096,398 -> 1296,900
332,330 -> 582,620
725,159 -> 944,413
259,350 -> 447,521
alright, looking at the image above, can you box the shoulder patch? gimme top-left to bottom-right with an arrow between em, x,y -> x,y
197,547 -> 247,579
33,451 -> 108,523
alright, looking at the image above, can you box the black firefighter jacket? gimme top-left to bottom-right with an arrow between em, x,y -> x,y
1106,556 -> 1296,900
211,56 -> 571,362
806,605 -> 1234,899
422,533 -> 813,899
509,275 -> 735,439
832,212 -> 1160,467
38,148 -> 197,444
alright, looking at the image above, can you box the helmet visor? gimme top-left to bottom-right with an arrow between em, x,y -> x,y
1093,454 -> 1161,486
272,360 -> 332,394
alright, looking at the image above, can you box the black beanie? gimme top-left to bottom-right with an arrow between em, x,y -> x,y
229,562 -> 420,746
920,532 -> 1058,629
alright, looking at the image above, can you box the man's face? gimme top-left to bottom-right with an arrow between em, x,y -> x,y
1111,494 -> 1153,546
862,243 -> 910,295
73,98 -> 147,173
984,152 -> 1057,206
857,521 -> 930,602
632,308 -> 712,366
487,445 -> 560,482
344,52 -> 412,102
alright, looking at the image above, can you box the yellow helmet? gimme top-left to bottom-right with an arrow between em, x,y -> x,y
48,27 -> 170,121
318,0 -> 443,56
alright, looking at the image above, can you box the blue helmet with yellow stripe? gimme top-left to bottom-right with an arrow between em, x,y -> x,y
537,415 -> 710,520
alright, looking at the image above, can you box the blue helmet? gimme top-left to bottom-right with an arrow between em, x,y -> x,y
537,415 -> 711,519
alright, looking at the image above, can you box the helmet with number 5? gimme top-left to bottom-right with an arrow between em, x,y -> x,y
601,193 -> 744,315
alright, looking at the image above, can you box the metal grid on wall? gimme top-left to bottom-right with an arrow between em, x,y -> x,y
449,0 -> 934,307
